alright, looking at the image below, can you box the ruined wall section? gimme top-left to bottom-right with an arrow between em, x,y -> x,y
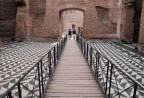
16,0 -> 46,40
121,3 -> 134,43
139,0 -> 144,50
42,0 -> 60,38
84,0 -> 117,39
43,0 -> 87,38
0,37 -> 3,47
15,0 -> 136,40
102,0 -> 134,42
29,0 -> 46,38
16,0 -> 27,41
0,0 -> 17,40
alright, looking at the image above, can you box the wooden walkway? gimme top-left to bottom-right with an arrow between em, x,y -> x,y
45,40 -> 104,98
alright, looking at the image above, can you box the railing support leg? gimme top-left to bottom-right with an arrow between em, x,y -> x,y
8,91 -> 12,98
133,84 -> 137,98
84,42 -> 85,56
96,53 -> 100,79
18,83 -> 22,98
40,61 -> 44,93
108,65 -> 113,98
49,52 -> 52,78
37,64 -> 42,98
57,43 -> 59,59
54,47 -> 56,66
90,48 -> 93,66
105,61 -> 109,94
87,44 -> 89,60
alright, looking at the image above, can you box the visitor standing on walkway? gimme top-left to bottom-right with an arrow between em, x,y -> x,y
73,29 -> 76,40
68,29 -> 72,40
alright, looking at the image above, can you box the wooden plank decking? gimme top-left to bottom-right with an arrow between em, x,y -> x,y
45,40 -> 104,98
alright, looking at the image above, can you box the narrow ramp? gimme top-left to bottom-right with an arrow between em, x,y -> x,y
45,40 -> 104,98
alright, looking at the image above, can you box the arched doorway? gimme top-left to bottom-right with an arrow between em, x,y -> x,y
60,9 -> 84,37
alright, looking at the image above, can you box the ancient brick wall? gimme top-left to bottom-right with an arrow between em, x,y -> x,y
16,0 -> 47,41
138,0 -> 144,50
15,0 -> 139,41
116,1 -> 134,43
15,0 -> 118,39
0,37 -> 3,47
0,0 -> 17,40
42,0 -> 118,39
42,0 -> 60,38
16,5 -> 27,41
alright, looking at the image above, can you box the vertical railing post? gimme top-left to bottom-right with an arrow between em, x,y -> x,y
8,91 -> 12,98
49,52 -> 52,78
37,63 -> 42,98
90,47 -> 93,66
54,46 -> 56,66
96,53 -> 100,79
82,40 -> 84,54
108,64 -> 113,98
80,38 -> 81,49
18,83 -> 22,98
62,39 -> 64,50
83,41 -> 85,55
105,61 -> 110,94
60,40 -> 62,52
94,53 -> 97,76
81,38 -> 83,50
59,40 -> 62,55
87,44 -> 89,60
57,43 -> 59,59
78,35 -> 79,42
40,60 -> 44,93
60,40 -> 62,54
133,84 -> 137,98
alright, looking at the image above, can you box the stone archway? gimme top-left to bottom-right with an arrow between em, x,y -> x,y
59,9 -> 84,37
59,4 -> 86,11
58,4 -> 86,38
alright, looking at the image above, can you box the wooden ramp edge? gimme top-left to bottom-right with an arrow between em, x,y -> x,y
45,40 -> 104,98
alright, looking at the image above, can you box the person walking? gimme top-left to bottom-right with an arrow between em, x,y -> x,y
68,29 -> 72,40
73,29 -> 76,40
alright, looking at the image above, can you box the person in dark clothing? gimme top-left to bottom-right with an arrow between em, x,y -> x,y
73,29 -> 76,40
68,29 -> 72,40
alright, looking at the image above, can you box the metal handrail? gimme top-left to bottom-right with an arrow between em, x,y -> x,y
90,43 -> 144,90
76,36 -> 144,98
0,36 -> 67,98
90,43 -> 144,89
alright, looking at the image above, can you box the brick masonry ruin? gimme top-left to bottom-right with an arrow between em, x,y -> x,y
15,0 -> 133,40
0,0 -> 144,50
0,0 -> 17,40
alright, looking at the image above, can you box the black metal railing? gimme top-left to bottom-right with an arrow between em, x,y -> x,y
0,36 -> 67,98
76,36 -> 144,98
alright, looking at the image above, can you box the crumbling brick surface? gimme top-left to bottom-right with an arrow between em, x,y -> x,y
0,0 -> 143,46
0,37 -> 3,48
138,0 -> 144,50
0,0 -> 17,40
